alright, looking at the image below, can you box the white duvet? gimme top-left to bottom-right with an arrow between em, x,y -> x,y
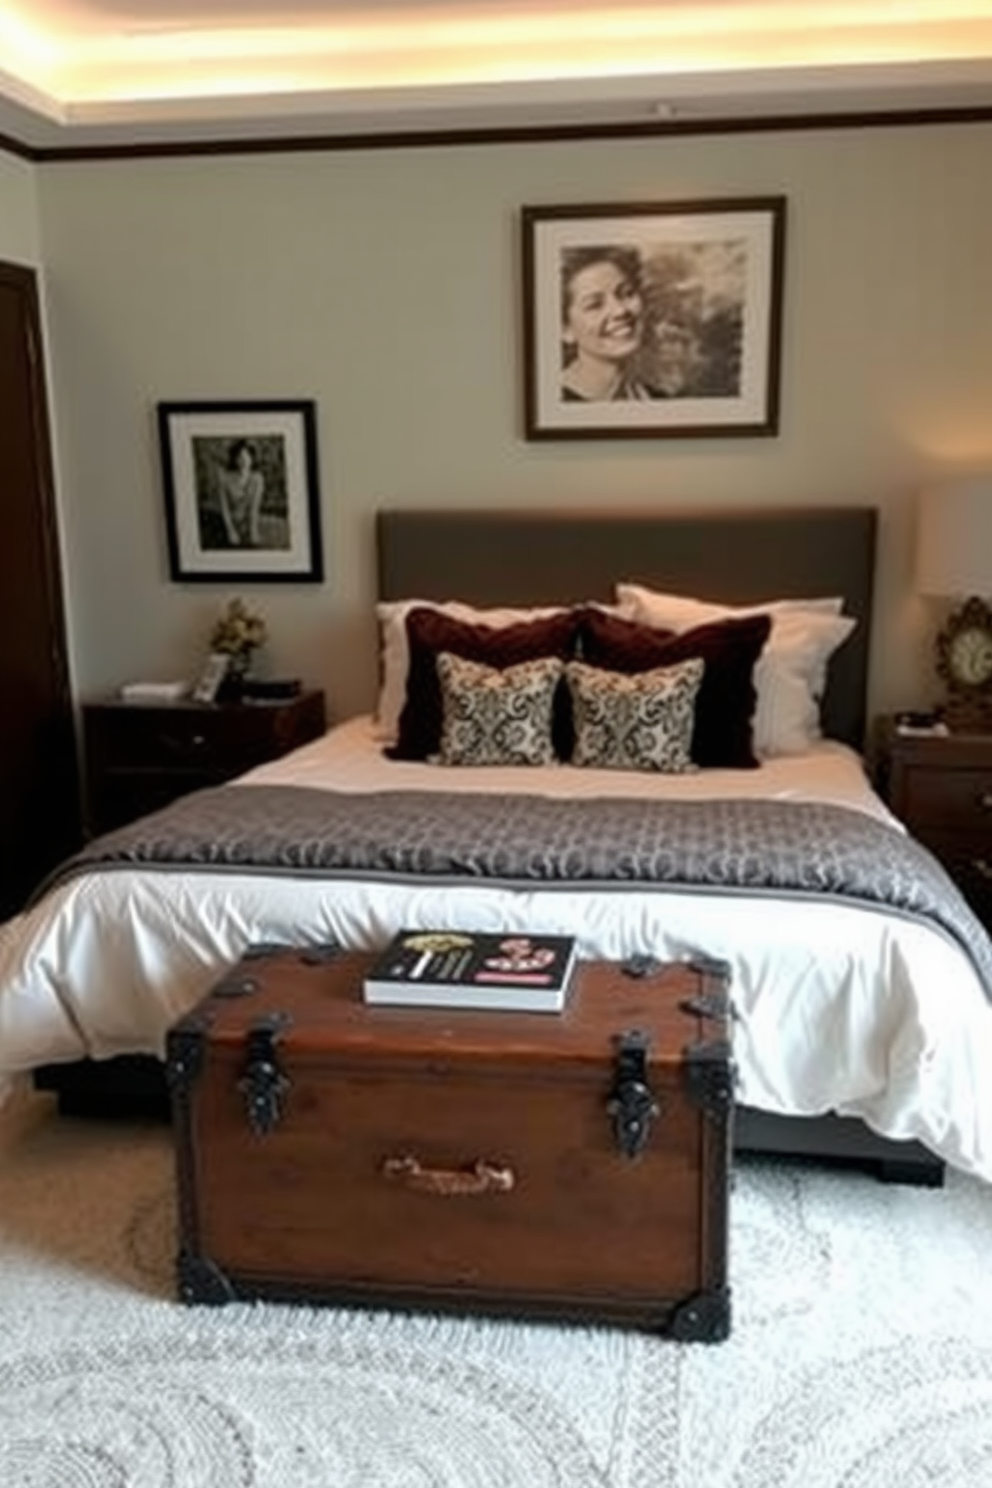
2,715 -> 992,1182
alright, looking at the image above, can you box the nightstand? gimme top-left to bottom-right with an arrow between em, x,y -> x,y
82,689 -> 326,836
874,717 -> 992,933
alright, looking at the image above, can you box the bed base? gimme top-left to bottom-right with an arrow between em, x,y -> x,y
735,1106 -> 944,1187
33,1056 -> 171,1121
33,1056 -> 945,1186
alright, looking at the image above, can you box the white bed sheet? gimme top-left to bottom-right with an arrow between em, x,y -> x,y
2,716 -> 992,1182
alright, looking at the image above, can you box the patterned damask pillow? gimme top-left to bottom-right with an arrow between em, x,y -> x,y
435,652 -> 564,766
566,657 -> 704,771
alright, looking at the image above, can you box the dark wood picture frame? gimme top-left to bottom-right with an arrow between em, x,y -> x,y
522,197 -> 786,440
158,399 -> 323,583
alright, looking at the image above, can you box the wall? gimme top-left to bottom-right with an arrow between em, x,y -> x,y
0,149 -> 40,264
33,121 -> 992,725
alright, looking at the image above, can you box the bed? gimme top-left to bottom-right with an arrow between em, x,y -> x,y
11,505 -> 992,1189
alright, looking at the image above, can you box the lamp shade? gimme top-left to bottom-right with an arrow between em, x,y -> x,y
916,477 -> 992,597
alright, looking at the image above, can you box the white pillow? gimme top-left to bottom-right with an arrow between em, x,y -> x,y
751,610 -> 856,755
373,599 -> 568,743
614,584 -> 855,757
614,584 -> 844,626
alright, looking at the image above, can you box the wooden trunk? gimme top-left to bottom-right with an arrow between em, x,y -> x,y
167,949 -> 735,1341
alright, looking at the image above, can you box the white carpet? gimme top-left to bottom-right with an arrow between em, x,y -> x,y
2,1092 -> 992,1486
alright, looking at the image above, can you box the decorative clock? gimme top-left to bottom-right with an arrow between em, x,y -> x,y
934,596 -> 992,730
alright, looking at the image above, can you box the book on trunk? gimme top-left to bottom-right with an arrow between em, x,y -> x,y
363,929 -> 579,1012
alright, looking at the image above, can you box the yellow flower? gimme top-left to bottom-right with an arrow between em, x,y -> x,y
210,597 -> 267,657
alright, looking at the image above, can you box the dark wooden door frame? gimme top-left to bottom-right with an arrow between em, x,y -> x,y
0,258 -> 80,914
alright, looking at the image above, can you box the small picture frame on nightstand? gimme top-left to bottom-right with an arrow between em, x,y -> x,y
192,652 -> 230,704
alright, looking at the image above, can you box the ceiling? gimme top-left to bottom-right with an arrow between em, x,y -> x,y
3,0 -> 992,153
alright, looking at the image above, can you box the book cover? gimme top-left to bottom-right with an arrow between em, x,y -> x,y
363,929 -> 579,1013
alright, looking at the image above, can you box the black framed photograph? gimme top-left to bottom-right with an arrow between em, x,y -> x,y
158,400 -> 323,582
521,197 -> 786,440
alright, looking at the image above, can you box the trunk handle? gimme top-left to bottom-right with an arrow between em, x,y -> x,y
381,1154 -> 515,1197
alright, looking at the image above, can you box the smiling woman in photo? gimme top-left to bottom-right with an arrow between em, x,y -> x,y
558,245 -> 665,403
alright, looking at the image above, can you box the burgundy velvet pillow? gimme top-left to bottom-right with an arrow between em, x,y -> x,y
576,608 -> 772,769
389,606 -> 581,761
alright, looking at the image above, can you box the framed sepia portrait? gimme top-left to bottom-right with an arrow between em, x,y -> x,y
158,400 -> 324,582
521,197 -> 786,440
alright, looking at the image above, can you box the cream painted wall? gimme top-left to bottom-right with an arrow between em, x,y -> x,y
32,123 -> 992,727
0,149 -> 39,264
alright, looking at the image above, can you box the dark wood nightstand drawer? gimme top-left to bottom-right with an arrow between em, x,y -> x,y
897,766 -> 992,830
914,829 -> 992,926
875,716 -> 992,935
87,701 -> 316,772
83,691 -> 326,835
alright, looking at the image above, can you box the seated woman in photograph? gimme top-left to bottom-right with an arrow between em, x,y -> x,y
217,438 -> 265,547
559,245 -> 665,403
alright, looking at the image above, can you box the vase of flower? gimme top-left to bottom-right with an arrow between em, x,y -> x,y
210,598 -> 266,701
221,649 -> 252,699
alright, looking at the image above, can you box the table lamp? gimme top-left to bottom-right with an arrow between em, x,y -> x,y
916,476 -> 992,732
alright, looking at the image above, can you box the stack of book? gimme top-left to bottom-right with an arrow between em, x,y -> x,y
363,929 -> 578,1013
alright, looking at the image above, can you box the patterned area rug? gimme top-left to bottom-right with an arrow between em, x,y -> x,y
1,1092 -> 992,1486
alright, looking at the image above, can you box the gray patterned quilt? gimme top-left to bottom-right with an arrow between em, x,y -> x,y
40,783 -> 992,998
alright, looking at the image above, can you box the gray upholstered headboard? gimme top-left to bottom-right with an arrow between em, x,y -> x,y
376,506 -> 877,749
